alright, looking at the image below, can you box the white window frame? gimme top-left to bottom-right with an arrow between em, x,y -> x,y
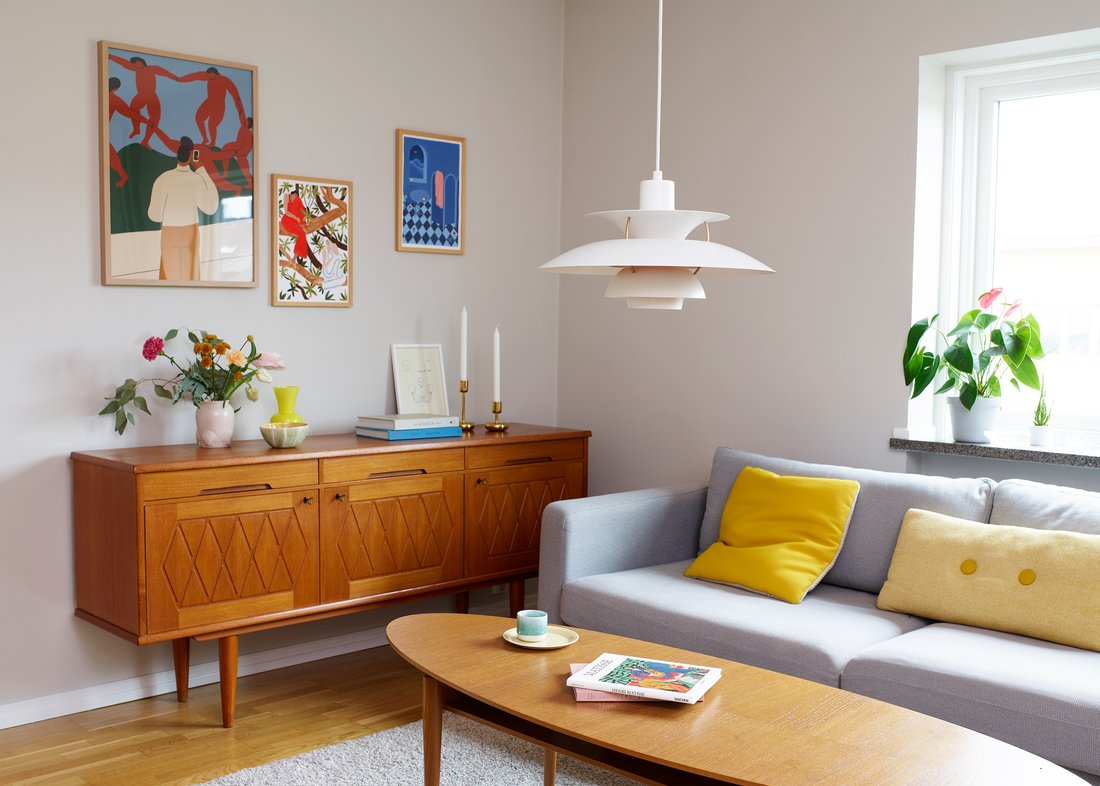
909,30 -> 1100,438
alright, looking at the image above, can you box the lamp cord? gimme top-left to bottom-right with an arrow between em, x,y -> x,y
655,0 -> 663,175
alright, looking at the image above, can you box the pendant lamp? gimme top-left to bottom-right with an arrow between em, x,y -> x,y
540,0 -> 774,309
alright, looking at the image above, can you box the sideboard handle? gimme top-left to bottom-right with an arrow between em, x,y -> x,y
198,483 -> 273,495
367,469 -> 429,479
302,496 -> 315,505
504,456 -> 552,465
334,493 -> 347,501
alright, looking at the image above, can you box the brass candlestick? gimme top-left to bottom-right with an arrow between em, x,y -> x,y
485,400 -> 508,431
458,380 -> 475,431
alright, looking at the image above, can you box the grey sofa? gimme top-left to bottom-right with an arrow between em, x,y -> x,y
538,448 -> 1100,783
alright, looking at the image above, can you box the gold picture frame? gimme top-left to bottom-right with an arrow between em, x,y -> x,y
271,174 -> 352,307
396,129 -> 465,254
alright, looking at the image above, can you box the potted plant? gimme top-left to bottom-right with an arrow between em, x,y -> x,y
100,329 -> 285,447
1031,377 -> 1052,447
902,288 -> 1044,443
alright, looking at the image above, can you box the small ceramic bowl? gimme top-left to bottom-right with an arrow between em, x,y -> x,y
260,422 -> 309,448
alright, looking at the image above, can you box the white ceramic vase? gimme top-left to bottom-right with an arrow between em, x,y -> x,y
947,396 -> 999,443
195,400 -> 235,448
1030,425 -> 1052,447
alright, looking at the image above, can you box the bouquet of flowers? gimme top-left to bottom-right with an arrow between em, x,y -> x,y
100,328 -> 284,434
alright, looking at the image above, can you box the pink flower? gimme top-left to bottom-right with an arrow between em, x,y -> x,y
1004,299 -> 1022,319
142,336 -> 164,361
253,352 -> 285,370
978,288 -> 1003,310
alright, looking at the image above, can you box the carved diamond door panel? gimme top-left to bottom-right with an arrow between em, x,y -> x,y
320,475 -> 463,603
145,491 -> 320,635
465,462 -> 583,577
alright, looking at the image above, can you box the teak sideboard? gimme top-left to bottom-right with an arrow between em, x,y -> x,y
71,423 -> 589,727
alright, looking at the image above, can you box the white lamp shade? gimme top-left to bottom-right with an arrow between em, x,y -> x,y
604,267 -> 705,299
589,208 -> 729,239
540,238 -> 774,276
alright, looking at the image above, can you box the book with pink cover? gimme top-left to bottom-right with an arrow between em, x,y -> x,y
569,664 -> 706,702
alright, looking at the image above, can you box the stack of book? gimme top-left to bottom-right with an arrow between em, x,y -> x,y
566,653 -> 722,704
356,414 -> 462,441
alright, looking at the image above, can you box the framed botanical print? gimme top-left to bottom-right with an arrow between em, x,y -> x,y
396,129 -> 465,254
98,41 -> 257,287
391,344 -> 450,416
272,174 -> 352,306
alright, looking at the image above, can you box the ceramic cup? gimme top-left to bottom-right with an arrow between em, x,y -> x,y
516,609 -> 549,642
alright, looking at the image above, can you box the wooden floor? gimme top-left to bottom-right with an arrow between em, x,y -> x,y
0,645 -> 424,786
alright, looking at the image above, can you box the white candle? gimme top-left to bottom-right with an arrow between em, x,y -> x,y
493,326 -> 501,401
460,307 -> 468,380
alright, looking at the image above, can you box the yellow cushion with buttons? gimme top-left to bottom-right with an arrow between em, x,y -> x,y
684,467 -> 859,604
878,508 -> 1100,652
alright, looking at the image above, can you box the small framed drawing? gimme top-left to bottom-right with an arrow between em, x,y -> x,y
396,129 -> 465,254
98,41 -> 257,286
391,344 -> 450,416
272,174 -> 352,306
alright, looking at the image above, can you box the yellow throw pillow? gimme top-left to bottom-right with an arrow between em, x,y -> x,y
684,467 -> 860,603
878,509 -> 1100,652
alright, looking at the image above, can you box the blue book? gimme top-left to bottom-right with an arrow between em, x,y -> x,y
356,425 -> 463,441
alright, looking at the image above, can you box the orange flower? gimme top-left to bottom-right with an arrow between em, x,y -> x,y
233,371 -> 243,381
202,343 -> 212,353
200,356 -> 213,368
193,343 -> 202,354
215,342 -> 229,355
206,333 -> 219,342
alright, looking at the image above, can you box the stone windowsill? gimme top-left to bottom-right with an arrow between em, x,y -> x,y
889,427 -> 1100,468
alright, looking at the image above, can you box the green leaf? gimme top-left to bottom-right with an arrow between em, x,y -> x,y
187,331 -> 200,345
974,313 -> 997,330
904,347 -> 925,385
126,411 -> 135,424
987,376 -> 1002,397
1010,354 -> 1041,390
911,355 -> 940,398
134,396 -> 151,415
164,328 -> 179,341
947,309 -> 980,338
959,381 -> 978,410
944,338 -> 974,374
935,377 -> 956,394
153,384 -> 172,399
1000,324 -> 1025,365
114,409 -> 127,434
903,318 -> 935,374
99,400 -> 121,415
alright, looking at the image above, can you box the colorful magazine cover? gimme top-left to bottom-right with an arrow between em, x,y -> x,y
566,653 -> 722,704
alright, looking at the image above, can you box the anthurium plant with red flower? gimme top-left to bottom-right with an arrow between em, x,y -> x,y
100,328 -> 285,434
903,288 -> 1044,410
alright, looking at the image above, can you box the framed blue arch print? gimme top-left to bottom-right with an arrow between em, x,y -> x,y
396,129 -> 465,254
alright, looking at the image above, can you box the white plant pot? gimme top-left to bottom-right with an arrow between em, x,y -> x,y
195,400 -> 235,448
1030,425 -> 1052,447
947,396 -> 999,444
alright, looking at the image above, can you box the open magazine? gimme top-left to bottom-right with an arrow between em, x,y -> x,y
566,653 -> 721,704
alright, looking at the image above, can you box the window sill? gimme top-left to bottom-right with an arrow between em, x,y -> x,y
889,427 -> 1100,468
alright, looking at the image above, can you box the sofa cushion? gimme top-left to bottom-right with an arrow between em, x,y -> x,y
560,560 -> 928,687
701,448 -> 995,594
992,478 -> 1100,535
842,623 -> 1100,775
878,509 -> 1100,652
685,467 -> 859,603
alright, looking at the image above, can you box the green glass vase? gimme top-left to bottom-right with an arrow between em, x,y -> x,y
270,385 -> 304,424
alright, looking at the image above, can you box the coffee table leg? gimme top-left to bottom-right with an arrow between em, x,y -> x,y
423,676 -> 443,786
544,748 -> 557,786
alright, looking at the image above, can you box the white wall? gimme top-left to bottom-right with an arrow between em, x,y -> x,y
559,0 -> 1100,495
0,0 -> 563,713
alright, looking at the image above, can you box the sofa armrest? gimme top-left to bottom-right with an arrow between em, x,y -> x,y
537,484 -> 707,623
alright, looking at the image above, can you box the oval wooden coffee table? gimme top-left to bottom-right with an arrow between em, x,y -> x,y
386,613 -> 1086,786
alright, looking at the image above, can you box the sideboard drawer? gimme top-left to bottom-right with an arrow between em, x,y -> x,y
466,438 -> 585,470
321,449 -> 464,483
140,461 -> 319,501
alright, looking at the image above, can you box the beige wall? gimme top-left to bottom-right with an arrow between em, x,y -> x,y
0,0 -> 563,713
559,0 -> 1100,495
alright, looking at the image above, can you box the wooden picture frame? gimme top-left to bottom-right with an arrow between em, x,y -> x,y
396,129 -> 465,254
271,174 -> 352,306
98,41 -> 257,287
391,344 -> 450,416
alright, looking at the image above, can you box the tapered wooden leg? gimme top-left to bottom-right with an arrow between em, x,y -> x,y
218,636 -> 238,728
544,748 -> 557,786
509,579 -> 525,616
455,591 -> 470,614
423,676 -> 443,786
172,638 -> 190,702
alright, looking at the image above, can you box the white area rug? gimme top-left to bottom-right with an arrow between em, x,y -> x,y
202,713 -> 640,785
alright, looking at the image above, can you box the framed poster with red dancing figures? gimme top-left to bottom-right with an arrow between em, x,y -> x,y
98,41 -> 257,287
